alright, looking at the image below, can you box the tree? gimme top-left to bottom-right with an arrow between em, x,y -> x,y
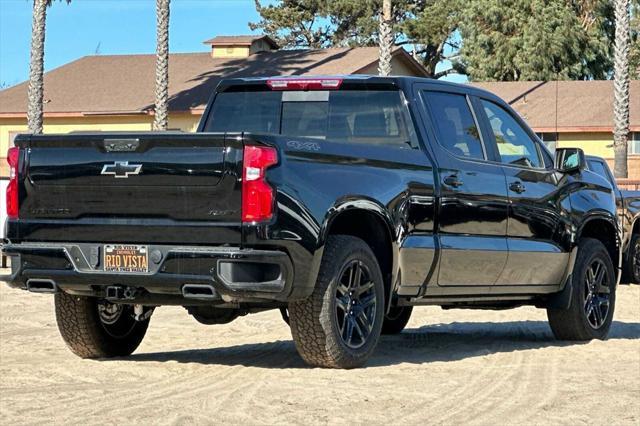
153,0 -> 170,131
27,0 -> 71,135
250,0 -> 463,78
613,0 -> 631,178
378,0 -> 393,75
458,0 -> 614,81
630,0 -> 640,79
398,0 -> 464,78
251,0 -> 379,48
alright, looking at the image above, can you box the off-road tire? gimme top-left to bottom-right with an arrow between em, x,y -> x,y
288,235 -> 385,369
623,233 -> 640,284
55,291 -> 150,358
547,238 -> 616,341
382,306 -> 413,335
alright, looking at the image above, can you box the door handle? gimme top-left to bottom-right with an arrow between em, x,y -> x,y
443,175 -> 463,188
509,181 -> 526,193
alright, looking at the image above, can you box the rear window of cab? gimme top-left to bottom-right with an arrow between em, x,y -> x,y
205,90 -> 419,149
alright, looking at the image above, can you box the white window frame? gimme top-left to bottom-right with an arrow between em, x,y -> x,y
629,132 -> 640,155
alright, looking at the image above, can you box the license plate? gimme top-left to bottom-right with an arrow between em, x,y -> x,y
103,244 -> 149,273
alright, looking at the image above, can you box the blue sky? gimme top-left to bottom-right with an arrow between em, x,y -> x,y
0,0 -> 464,87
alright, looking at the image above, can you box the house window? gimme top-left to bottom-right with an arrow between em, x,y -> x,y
536,132 -> 557,153
628,132 -> 640,155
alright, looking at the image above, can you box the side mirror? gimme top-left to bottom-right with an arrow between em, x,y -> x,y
555,147 -> 586,174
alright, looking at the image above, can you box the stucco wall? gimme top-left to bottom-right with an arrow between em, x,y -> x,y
556,131 -> 640,178
168,113 -> 202,132
557,132 -> 613,158
0,116 -> 153,156
211,46 -> 250,58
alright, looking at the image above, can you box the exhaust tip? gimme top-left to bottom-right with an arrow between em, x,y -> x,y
26,279 -> 58,294
182,284 -> 218,300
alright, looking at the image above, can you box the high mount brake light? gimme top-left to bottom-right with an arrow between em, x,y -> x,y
242,145 -> 278,223
266,78 -> 343,91
6,147 -> 19,219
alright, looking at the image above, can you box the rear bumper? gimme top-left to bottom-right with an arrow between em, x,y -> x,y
1,242 -> 294,305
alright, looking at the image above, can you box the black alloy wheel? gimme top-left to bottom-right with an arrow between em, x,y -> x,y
335,260 -> 377,349
547,238 -> 616,341
288,235 -> 385,368
583,258 -> 611,329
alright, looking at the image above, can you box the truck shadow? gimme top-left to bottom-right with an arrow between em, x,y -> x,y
124,320 -> 640,369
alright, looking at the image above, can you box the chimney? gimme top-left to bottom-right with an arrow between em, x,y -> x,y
203,35 -> 278,59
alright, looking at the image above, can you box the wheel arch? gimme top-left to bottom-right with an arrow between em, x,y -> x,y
623,216 -> 640,255
318,199 -> 398,312
630,216 -> 640,237
577,214 -> 621,278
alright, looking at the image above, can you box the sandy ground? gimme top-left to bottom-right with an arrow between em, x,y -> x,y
0,281 -> 638,425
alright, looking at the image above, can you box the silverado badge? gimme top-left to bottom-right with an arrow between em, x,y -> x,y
101,161 -> 142,178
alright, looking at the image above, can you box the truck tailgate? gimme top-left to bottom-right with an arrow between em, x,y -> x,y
9,132 -> 243,245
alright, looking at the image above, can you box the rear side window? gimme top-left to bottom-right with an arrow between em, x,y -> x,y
423,91 -> 485,160
205,90 -> 418,148
481,100 -> 543,168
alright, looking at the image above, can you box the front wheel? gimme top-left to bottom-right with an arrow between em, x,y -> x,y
288,235 -> 385,368
55,292 -> 150,358
547,238 -> 616,341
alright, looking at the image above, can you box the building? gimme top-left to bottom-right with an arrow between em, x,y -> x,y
0,34 -> 427,174
2,37 -> 639,176
471,80 -> 640,179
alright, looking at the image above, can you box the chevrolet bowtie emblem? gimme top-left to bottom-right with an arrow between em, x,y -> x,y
101,161 -> 142,178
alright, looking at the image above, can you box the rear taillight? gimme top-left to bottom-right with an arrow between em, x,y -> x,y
6,147 -> 19,219
242,145 -> 278,223
266,78 -> 342,91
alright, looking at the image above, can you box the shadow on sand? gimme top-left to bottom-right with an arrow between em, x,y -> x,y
120,320 -> 640,369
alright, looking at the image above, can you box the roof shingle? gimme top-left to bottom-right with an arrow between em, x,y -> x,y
0,47 -> 416,115
470,80 -> 640,131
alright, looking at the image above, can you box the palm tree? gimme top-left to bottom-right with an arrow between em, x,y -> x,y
153,0 -> 170,131
378,0 -> 393,76
613,0 -> 631,178
27,0 -> 70,134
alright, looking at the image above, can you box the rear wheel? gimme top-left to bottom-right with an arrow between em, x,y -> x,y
381,306 -> 413,335
623,233 -> 640,284
288,235 -> 385,368
547,238 -> 616,341
55,292 -> 150,358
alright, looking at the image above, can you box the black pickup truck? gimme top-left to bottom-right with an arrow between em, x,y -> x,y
2,76 -> 621,368
585,155 -> 640,283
